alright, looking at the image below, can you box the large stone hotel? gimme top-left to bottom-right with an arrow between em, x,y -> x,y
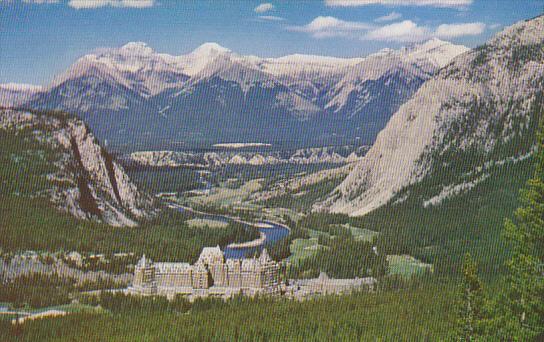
129,246 -> 281,298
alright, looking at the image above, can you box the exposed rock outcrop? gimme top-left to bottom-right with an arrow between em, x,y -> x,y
124,146 -> 369,168
1,109 -> 155,226
317,15 -> 544,216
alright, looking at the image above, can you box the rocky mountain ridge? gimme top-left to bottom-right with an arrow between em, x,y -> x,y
0,109 -> 155,226
317,15 -> 544,216
123,146 -> 368,168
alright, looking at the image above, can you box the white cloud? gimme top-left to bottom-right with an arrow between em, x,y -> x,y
258,15 -> 285,21
363,19 -> 485,42
254,3 -> 274,13
291,14 -> 486,42
325,0 -> 472,8
20,0 -> 59,3
364,20 -> 429,42
489,23 -> 502,30
434,22 -> 485,38
289,16 -> 373,38
68,0 -> 154,9
375,11 -> 402,22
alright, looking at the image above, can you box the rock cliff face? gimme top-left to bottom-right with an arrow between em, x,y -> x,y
317,15 -> 544,216
0,109 -> 154,226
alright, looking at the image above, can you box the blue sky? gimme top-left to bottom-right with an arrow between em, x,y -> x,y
1,0 -> 543,85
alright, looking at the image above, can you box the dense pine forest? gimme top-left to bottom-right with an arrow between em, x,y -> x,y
2,278 -> 457,341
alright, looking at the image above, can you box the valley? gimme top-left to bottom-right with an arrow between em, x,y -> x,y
1,9 -> 543,341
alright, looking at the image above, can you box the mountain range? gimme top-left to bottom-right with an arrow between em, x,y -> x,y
0,15 -> 541,228
5,38 -> 468,150
123,146 -> 367,169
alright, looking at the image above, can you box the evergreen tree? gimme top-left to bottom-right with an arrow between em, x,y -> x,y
454,253 -> 485,341
496,122 -> 544,340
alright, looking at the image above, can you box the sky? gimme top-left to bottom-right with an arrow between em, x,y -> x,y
1,0 -> 543,85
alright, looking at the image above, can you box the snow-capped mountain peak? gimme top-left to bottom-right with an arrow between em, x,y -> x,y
119,41 -> 155,55
267,53 -> 363,67
190,42 -> 231,57
404,38 -> 470,68
180,42 -> 235,76
410,38 -> 449,51
0,83 -> 43,108
0,83 -> 43,92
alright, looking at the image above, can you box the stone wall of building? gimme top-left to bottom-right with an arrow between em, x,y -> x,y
287,272 -> 377,299
130,246 -> 281,297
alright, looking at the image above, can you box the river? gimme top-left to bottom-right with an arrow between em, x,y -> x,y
170,204 -> 290,259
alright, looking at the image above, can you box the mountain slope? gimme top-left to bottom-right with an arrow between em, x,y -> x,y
0,83 -> 43,108
0,109 -> 155,226
318,15 -> 544,216
22,40 -> 468,149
